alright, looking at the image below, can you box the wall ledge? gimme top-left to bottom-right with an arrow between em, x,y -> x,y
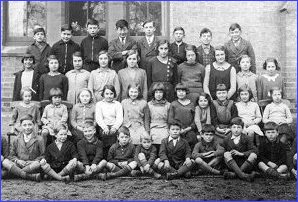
1,46 -> 27,57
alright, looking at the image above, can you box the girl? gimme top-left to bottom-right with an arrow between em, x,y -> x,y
168,83 -> 197,150
88,51 -> 120,102
169,26 -> 187,65
10,87 -> 41,134
257,58 -> 284,101
96,85 -> 123,158
148,83 -> 170,152
203,45 -> 237,101
178,44 -> 205,103
121,84 -> 150,145
194,92 -> 213,137
263,87 -> 293,144
41,88 -> 69,146
235,85 -> 263,146
236,55 -> 258,101
70,88 -> 95,145
66,51 -> 90,104
39,55 -> 68,101
13,53 -> 39,101
224,23 -> 256,73
40,124 -> 77,182
118,50 -> 148,101
147,39 -> 178,102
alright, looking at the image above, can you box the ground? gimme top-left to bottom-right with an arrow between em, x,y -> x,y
1,176 -> 296,200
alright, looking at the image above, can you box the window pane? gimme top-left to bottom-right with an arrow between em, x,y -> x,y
68,2 -> 106,36
8,1 -> 46,37
126,2 -> 162,36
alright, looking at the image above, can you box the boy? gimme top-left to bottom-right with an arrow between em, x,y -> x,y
26,27 -> 51,75
74,122 -> 107,181
157,121 -> 193,180
137,20 -> 159,70
1,137 -> 9,178
132,132 -> 161,179
81,18 -> 109,72
169,27 -> 187,65
192,124 -> 224,175
196,28 -> 215,67
3,114 -> 44,181
222,117 -> 257,182
104,126 -> 137,180
291,137 -> 296,179
212,84 -> 238,140
50,24 -> 80,74
108,19 -> 137,73
40,124 -> 77,182
258,122 -> 290,179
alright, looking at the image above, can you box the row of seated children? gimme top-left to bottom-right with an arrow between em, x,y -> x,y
10,78 -> 294,161
2,115 -> 296,182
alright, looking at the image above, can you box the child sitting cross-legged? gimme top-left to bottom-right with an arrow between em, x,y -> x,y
74,122 -> 107,181
192,124 -> 224,175
258,122 -> 290,180
157,121 -> 193,180
103,126 -> 137,180
222,117 -> 257,182
131,132 -> 161,179
40,124 -> 77,182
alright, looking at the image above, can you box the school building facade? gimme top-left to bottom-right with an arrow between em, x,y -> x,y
1,1 -> 297,133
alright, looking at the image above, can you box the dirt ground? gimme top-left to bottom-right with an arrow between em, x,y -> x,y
1,176 -> 296,200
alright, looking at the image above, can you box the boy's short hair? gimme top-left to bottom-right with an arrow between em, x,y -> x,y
118,126 -> 130,137
173,26 -> 185,34
263,122 -> 278,132
33,27 -> 46,35
87,18 -> 99,27
140,131 -> 152,142
216,84 -> 228,92
269,86 -> 283,98
202,124 -> 215,134
49,88 -> 63,101
72,51 -> 83,59
238,54 -> 251,65
238,84 -> 253,101
175,83 -> 189,94
168,121 -> 182,129
262,57 -> 281,71
143,20 -> 155,27
229,23 -> 242,31
54,123 -> 69,134
116,19 -> 129,29
101,84 -> 117,98
83,121 -> 96,130
61,24 -> 73,32
21,53 -> 35,64
230,117 -> 244,128
151,82 -> 166,100
200,28 -> 212,37
20,114 -> 35,124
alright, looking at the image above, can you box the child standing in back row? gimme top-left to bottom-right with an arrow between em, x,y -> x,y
169,27 -> 187,65
196,28 -> 215,67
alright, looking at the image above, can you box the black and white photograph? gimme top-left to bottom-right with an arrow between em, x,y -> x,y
1,1 -> 297,200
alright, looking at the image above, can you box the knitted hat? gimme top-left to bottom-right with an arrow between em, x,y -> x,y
33,27 -> 46,35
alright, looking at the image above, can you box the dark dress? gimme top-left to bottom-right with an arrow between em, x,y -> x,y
208,63 -> 236,100
39,73 -> 68,101
147,57 -> 178,102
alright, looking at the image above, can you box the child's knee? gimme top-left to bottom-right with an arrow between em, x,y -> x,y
138,153 -> 146,160
154,158 -> 161,165
100,159 -> 107,166
248,153 -> 257,162
195,157 -> 203,164
277,165 -> 288,173
107,162 -> 116,171
157,162 -> 164,170
128,161 -> 137,169
293,154 -> 297,162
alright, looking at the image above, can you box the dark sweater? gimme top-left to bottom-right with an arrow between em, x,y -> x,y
169,42 -> 187,65
39,73 -> 68,101
45,140 -> 78,169
77,137 -> 103,166
81,34 -> 108,64
134,145 -> 157,167
107,142 -> 135,165
192,139 -> 224,159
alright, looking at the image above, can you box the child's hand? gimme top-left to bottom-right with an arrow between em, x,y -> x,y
16,159 -> 27,167
204,151 -> 215,158
103,127 -> 109,135
140,166 -> 144,173
184,158 -> 192,167
90,164 -> 97,172
268,161 -> 278,169
164,161 -> 170,170
143,164 -> 150,172
230,149 -> 244,156
122,50 -> 129,55
110,127 -> 117,135
85,165 -> 92,175
40,159 -> 47,164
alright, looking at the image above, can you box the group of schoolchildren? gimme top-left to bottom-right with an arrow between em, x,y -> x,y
1,18 -> 296,183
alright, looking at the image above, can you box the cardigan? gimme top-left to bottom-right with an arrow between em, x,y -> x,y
70,103 -> 95,129
134,144 -> 157,167
9,132 -> 45,162
257,73 -> 284,101
262,102 -> 293,125
45,140 -> 78,169
10,102 -> 41,127
77,137 -> 104,166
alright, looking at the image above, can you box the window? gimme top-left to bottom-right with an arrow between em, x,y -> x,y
4,1 -> 46,44
65,1 -> 107,36
126,2 -> 162,36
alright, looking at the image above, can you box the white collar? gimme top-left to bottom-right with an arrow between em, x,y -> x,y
263,73 -> 279,82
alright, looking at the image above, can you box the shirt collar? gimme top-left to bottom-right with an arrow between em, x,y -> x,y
238,71 -> 253,77
49,103 -> 62,108
151,99 -> 167,105
231,134 -> 241,140
97,67 -> 111,73
59,39 -> 74,45
202,44 -> 211,50
168,136 -> 180,142
175,41 -> 183,46
77,103 -> 93,108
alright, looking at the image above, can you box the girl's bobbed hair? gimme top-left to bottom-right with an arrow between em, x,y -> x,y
21,53 -> 36,64
151,82 -> 166,100
175,83 -> 189,94
262,57 -> 280,71
101,84 -> 117,98
49,87 -> 63,102
125,50 -> 140,67
195,92 -> 212,106
155,39 -> 170,55
77,88 -> 93,104
238,84 -> 253,101
97,50 -> 112,67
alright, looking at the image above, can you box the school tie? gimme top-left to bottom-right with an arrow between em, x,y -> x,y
121,38 -> 125,45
